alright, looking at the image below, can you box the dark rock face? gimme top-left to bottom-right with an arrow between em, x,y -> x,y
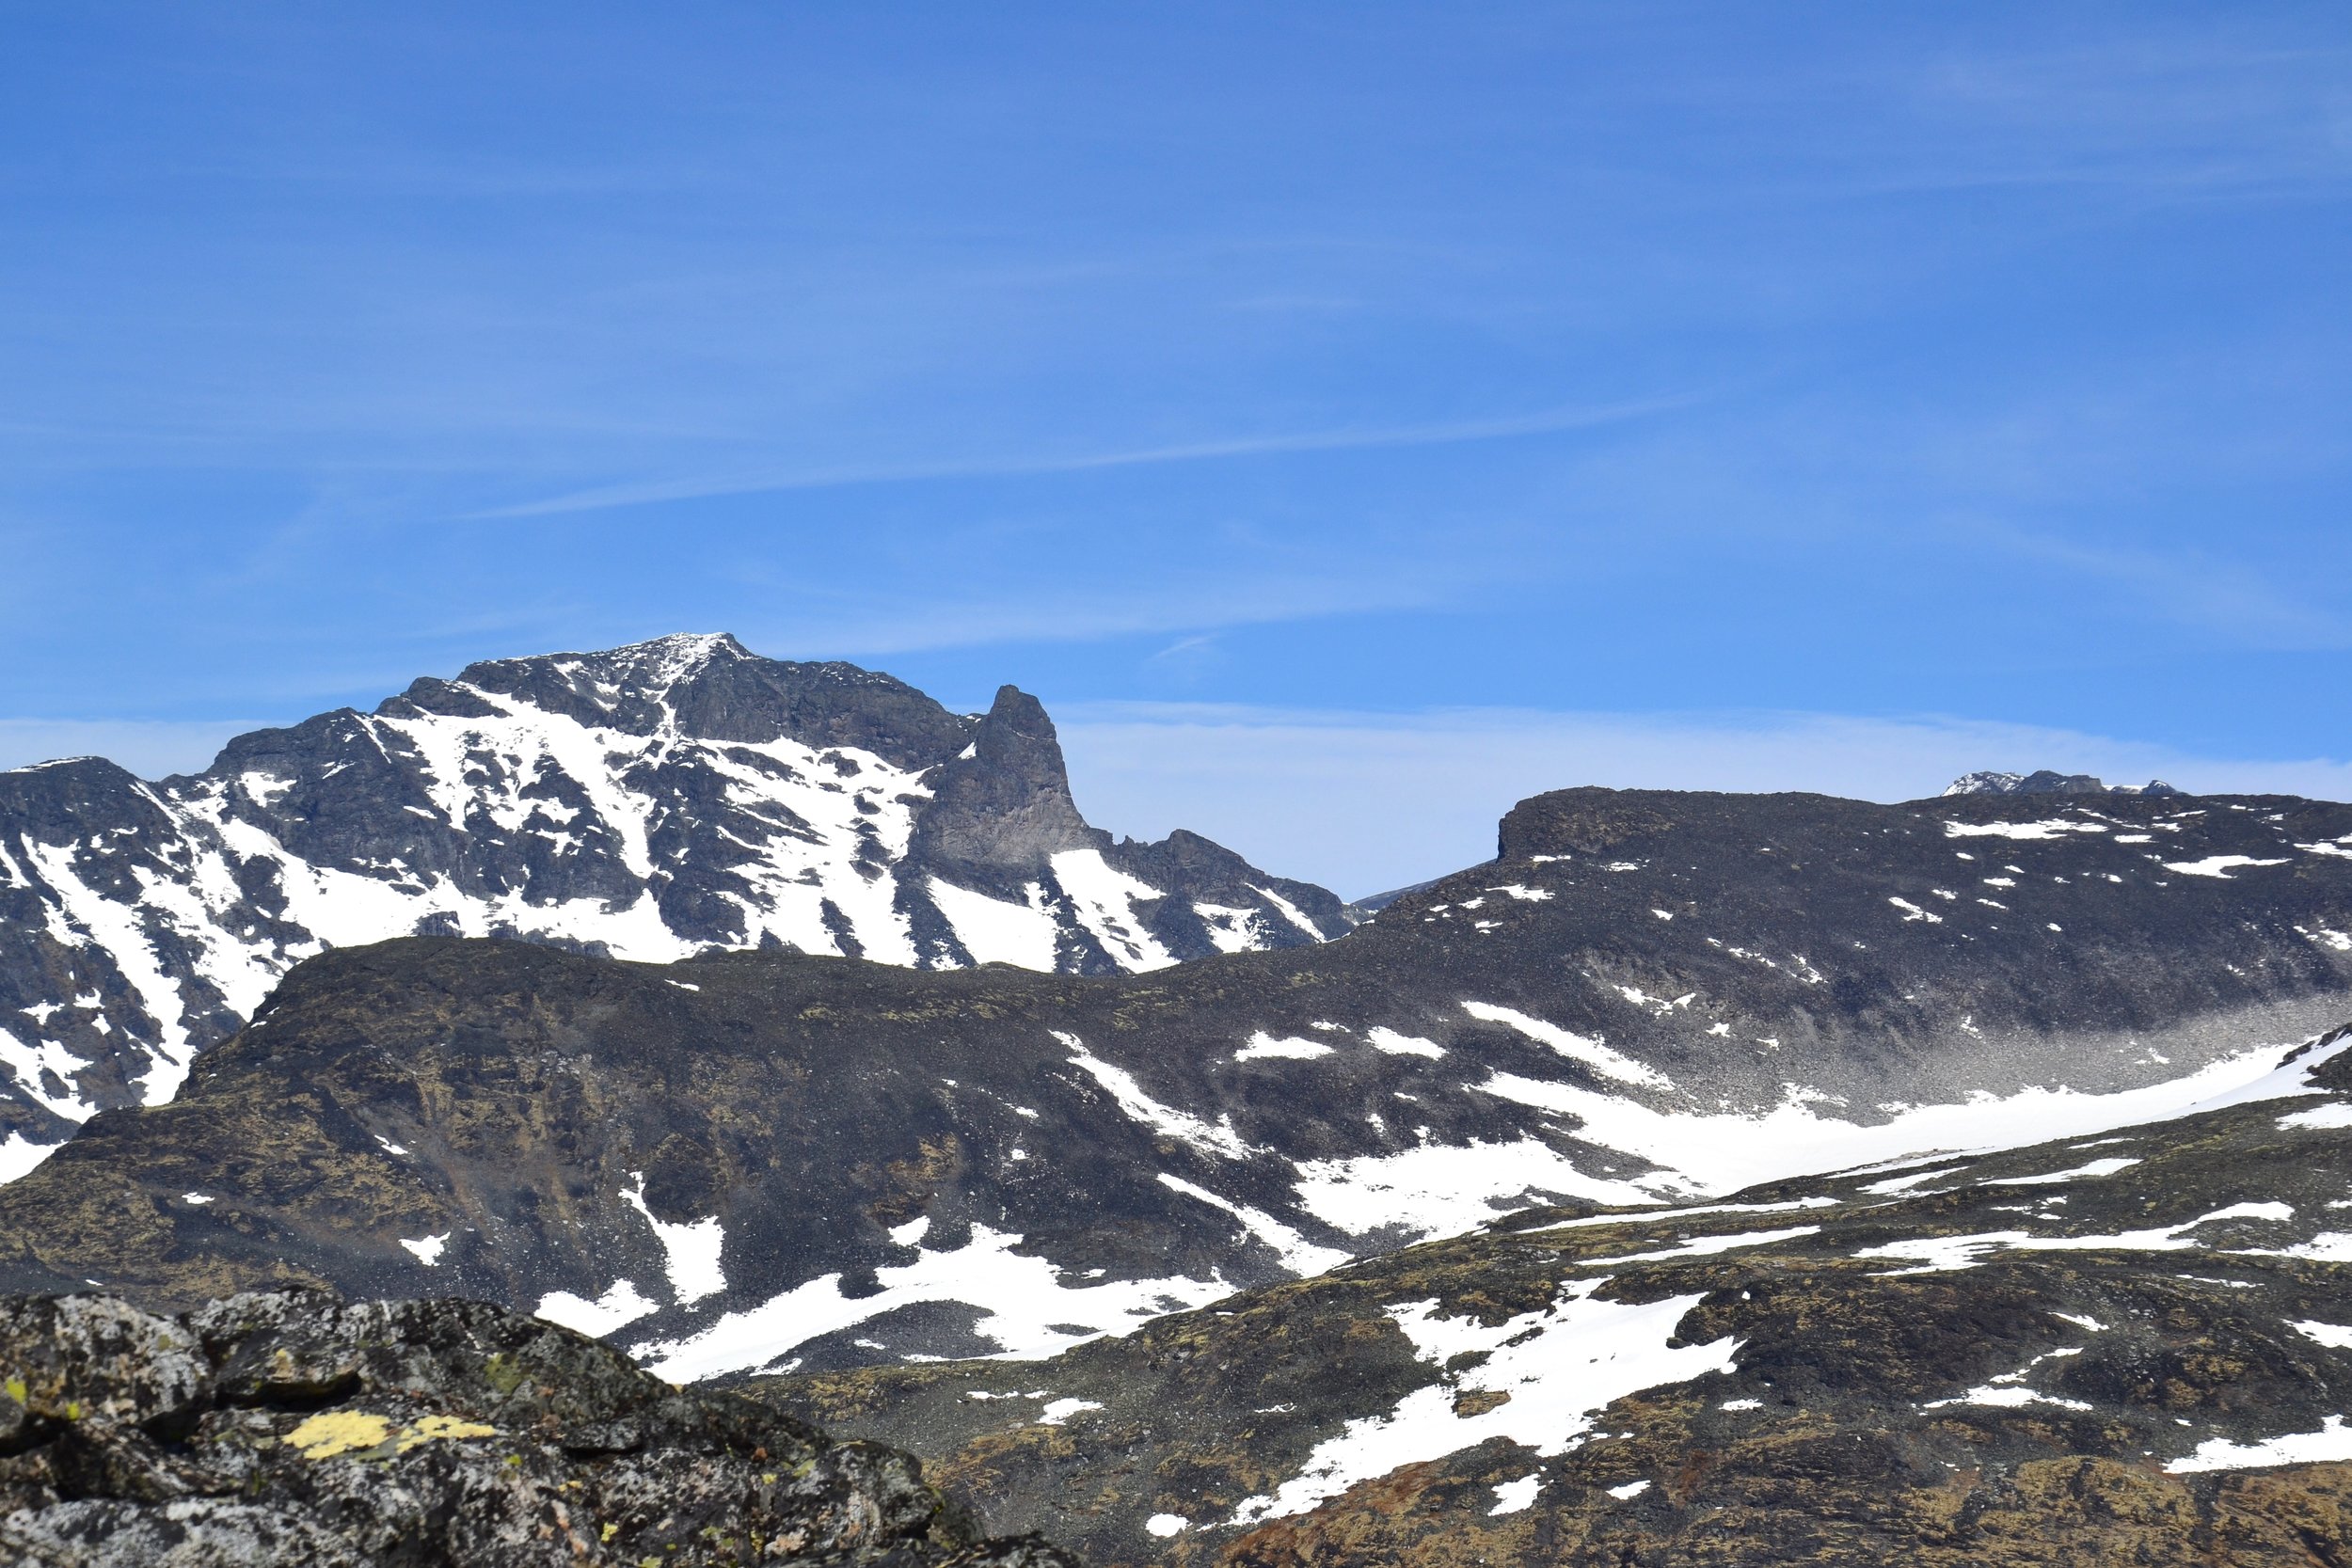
0,634 -> 1349,1160
758,1024 -> 2352,1568
907,689 -> 1099,895
0,785 -> 2345,1388
0,1288 -> 1073,1567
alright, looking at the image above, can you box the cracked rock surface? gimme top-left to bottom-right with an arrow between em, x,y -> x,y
0,1289 -> 1075,1567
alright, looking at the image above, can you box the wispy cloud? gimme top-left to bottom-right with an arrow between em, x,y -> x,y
1969,523 -> 2352,650
469,393 -> 1700,520
731,567 -> 1476,659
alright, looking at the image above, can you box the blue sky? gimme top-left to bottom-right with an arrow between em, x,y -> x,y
3,4 -> 2348,892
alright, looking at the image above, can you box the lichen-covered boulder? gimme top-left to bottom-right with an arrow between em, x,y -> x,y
0,1288 -> 1076,1567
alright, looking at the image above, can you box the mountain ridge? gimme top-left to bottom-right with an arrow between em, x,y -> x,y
1,780 -> 2345,1387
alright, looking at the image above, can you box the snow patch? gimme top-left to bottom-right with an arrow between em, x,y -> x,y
1489,1475 -> 1540,1513
2169,1416 -> 2352,1473
535,1279 -> 662,1338
930,878 -> 1059,972
1051,848 -> 1177,973
1942,820 -> 2108,841
635,1221 -> 1228,1382
1235,1033 -> 1336,1062
1059,1032 -> 1253,1159
2164,855 -> 2290,879
1159,1173 -> 1351,1275
1462,1002 -> 1671,1089
622,1172 -> 726,1305
1366,1026 -> 1445,1059
1229,1282 -> 1735,1525
0,1132 -> 59,1184
400,1232 -> 451,1266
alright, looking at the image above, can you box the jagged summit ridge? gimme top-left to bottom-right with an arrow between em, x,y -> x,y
1944,768 -> 2181,798
0,636 -> 1349,1166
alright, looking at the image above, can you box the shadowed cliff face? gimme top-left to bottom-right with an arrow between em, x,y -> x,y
0,1287 -> 1076,1568
756,1025 -> 2352,1568
908,688 -> 1103,895
0,784 -> 2345,1391
0,634 -> 1351,1162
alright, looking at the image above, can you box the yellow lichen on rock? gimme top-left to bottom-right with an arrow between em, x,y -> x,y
281,1410 -> 499,1459
398,1414 -> 499,1451
282,1411 -> 395,1459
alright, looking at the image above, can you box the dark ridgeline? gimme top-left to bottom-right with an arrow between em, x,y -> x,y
0,777 -> 2344,1376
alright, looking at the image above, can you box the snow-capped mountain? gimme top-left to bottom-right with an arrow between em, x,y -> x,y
0,634 -> 1349,1171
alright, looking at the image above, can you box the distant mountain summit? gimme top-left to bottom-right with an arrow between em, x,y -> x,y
1944,768 -> 2181,798
0,634 -> 1348,1166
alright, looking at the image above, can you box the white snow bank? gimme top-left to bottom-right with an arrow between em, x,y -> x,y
1471,1031 -> 2348,1202
2169,1416 -> 2352,1473
2164,856 -> 2289,879
1943,820 -> 2108,841
1159,1173 -> 1351,1274
536,1279 -> 661,1338
623,1172 -> 726,1305
1236,1033 -> 1336,1062
1366,1026 -> 1445,1059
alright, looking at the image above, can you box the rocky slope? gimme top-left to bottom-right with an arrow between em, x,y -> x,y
0,784 -> 2344,1386
0,634 -> 1349,1172
759,1021 -> 2352,1568
0,1286 -> 1073,1567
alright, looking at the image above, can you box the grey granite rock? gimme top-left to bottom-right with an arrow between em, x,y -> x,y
0,1288 -> 1075,1567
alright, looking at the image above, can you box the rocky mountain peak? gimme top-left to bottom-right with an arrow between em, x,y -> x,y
906,686 -> 1099,895
1944,768 -> 2182,798
0,640 -> 1351,1169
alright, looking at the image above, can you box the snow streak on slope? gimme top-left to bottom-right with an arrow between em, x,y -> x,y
1274,1010 -> 2350,1243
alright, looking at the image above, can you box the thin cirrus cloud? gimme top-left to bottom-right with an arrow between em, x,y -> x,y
1968,525 -> 2352,651
468,393 -> 1702,519
732,553 -> 1508,660
1054,702 -> 2352,897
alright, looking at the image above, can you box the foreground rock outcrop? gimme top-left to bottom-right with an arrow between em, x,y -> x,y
0,1289 -> 1073,1567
